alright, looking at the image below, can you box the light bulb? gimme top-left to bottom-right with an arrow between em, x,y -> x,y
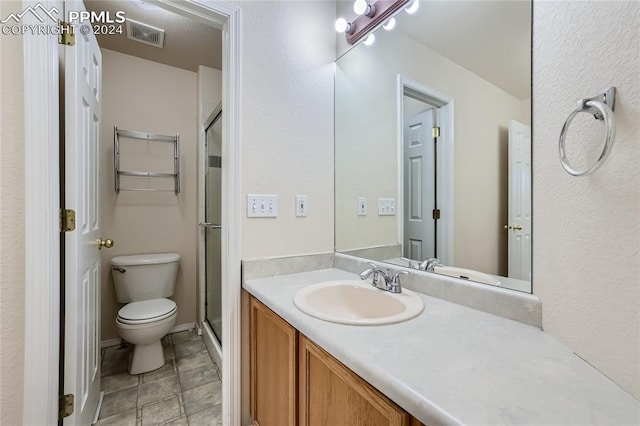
353,0 -> 368,15
406,0 -> 419,14
363,33 -> 375,46
335,18 -> 348,33
383,18 -> 396,31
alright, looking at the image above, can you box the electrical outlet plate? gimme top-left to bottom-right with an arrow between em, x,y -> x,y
378,198 -> 395,216
358,197 -> 367,216
247,194 -> 278,217
296,195 -> 308,217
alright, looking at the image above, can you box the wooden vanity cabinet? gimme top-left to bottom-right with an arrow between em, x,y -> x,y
249,295 -> 425,426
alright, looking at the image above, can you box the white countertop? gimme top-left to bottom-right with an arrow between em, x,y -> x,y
244,268 -> 640,425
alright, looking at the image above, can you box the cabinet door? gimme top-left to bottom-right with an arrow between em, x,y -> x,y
299,335 -> 410,426
250,297 -> 297,426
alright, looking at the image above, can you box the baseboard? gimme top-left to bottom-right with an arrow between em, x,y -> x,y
101,338 -> 122,349
170,322 -> 196,334
100,322 -> 196,348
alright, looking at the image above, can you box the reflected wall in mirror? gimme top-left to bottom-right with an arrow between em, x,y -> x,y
335,0 -> 532,292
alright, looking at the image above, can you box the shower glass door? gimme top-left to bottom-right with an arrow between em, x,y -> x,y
204,108 -> 223,343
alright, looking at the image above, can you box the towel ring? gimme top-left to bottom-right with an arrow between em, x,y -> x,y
559,87 -> 616,177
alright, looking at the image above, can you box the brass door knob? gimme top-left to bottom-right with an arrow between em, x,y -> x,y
504,225 -> 512,230
98,238 -> 114,249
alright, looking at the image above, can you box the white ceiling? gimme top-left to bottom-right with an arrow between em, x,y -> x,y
395,1 -> 531,100
84,0 -> 222,72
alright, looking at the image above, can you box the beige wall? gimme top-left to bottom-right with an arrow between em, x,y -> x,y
0,8 -> 25,423
198,65 -> 222,126
100,49 -> 198,340
240,1 -> 336,260
335,29 -> 528,277
533,1 -> 639,398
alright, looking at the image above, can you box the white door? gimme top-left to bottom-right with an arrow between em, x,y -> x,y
64,1 -> 104,423
507,120 -> 532,281
403,109 -> 436,261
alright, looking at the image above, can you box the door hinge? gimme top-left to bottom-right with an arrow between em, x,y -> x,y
432,209 -> 441,220
58,21 -> 75,46
61,209 -> 76,232
58,394 -> 74,419
432,126 -> 441,138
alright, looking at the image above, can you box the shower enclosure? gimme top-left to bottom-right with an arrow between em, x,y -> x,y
203,106 -> 223,343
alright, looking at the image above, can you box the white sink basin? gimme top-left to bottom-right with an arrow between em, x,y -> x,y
293,280 -> 424,325
433,266 -> 501,286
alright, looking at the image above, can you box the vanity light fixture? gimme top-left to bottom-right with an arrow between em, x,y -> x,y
405,0 -> 419,14
383,17 -> 396,30
363,33 -> 376,46
339,0 -> 411,45
354,0 -> 376,17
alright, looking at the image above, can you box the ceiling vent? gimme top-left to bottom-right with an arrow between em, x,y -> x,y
126,19 -> 165,48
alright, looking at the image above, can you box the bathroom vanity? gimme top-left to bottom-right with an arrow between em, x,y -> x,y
244,265 -> 639,425
250,296 -> 423,426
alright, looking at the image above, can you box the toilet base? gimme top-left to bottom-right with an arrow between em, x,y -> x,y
128,340 -> 165,375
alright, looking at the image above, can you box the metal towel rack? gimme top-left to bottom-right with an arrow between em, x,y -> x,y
114,126 -> 180,193
559,87 -> 616,177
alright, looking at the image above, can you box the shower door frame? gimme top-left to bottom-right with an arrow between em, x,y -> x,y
200,104 -> 224,351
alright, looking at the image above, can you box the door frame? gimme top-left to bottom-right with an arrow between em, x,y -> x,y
396,75 -> 454,265
22,0 -> 242,424
22,0 -> 63,423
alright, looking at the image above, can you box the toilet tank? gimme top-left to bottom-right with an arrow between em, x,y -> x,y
110,253 -> 180,303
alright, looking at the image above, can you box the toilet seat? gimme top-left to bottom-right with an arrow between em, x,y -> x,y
117,298 -> 177,325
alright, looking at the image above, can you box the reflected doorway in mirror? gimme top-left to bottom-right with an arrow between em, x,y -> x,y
398,77 -> 454,267
507,120 -> 532,281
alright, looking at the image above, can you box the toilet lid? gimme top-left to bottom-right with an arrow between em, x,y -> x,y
118,298 -> 177,324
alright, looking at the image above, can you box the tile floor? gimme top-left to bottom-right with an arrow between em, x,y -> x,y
97,330 -> 222,426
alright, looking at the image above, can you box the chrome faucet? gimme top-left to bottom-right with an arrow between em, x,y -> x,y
359,262 -> 410,294
359,262 -> 390,289
418,258 -> 443,272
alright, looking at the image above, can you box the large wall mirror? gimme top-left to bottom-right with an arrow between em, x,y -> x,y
335,1 -> 532,293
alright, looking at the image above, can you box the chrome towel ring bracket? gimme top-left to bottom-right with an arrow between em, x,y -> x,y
559,87 -> 616,176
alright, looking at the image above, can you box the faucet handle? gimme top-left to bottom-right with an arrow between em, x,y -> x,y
388,271 -> 409,293
392,270 -> 409,282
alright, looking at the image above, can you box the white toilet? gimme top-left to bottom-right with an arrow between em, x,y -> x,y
110,253 -> 180,375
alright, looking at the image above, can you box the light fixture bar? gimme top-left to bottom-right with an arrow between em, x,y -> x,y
345,0 -> 411,45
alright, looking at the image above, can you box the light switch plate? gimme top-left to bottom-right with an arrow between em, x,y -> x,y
378,198 -> 395,216
247,194 -> 278,217
295,195 -> 308,217
358,197 -> 367,216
